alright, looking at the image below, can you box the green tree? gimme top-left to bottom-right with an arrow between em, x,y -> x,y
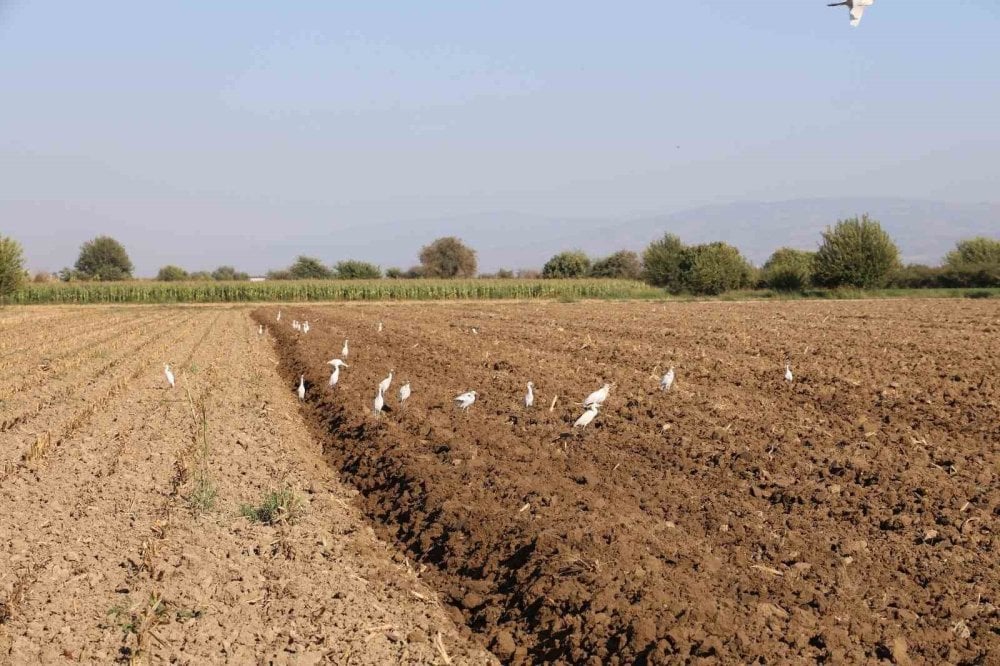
418,237 -> 477,278
0,236 -> 26,303
156,265 -> 189,281
288,256 -> 333,279
212,265 -> 249,281
590,250 -> 643,279
334,260 -> 382,279
678,242 -> 753,295
945,237 -> 1000,269
642,233 -> 685,290
542,251 -> 591,278
813,215 -> 900,288
75,236 -> 134,281
265,269 -> 294,280
385,267 -> 404,279
762,248 -> 815,291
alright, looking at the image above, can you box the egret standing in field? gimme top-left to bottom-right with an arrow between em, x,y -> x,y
377,321 -> 383,333
583,383 -> 611,407
785,364 -> 794,383
258,323 -> 264,336
302,321 -> 310,335
378,369 -> 394,395
455,390 -> 477,411
574,404 -> 600,428
827,0 -> 873,27
398,381 -> 411,406
373,388 -> 385,416
525,382 -> 535,408
164,363 -> 175,389
297,375 -> 306,401
276,311 -> 282,322
342,339 -> 349,357
660,367 -> 675,392
327,359 -> 348,387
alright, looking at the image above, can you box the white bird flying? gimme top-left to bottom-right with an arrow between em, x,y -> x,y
342,339 -> 349,357
574,404 -> 600,428
827,0 -> 873,27
454,391 -> 477,411
373,388 -> 385,416
378,369 -> 394,395
583,383 -> 611,407
164,363 -> 175,389
297,375 -> 306,401
327,359 -> 348,387
660,367 -> 675,392
525,382 -> 535,408
399,382 -> 411,405
302,321 -> 310,335
785,364 -> 794,383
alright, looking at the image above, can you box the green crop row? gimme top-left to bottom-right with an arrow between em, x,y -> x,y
10,279 -> 664,304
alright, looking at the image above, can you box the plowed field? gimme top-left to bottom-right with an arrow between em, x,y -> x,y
258,300 -> 999,665
0,306 -> 492,665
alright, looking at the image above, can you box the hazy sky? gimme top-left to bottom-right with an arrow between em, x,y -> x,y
2,2 -> 998,274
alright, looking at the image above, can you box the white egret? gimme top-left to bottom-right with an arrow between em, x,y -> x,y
399,382 -> 411,405
164,363 -> 175,389
583,383 -> 611,407
276,311 -> 282,322
297,375 -> 306,401
378,369 -> 394,395
303,321 -> 310,335
454,391 -> 477,411
258,323 -> 264,336
785,364 -> 794,383
827,0 -> 873,27
525,382 -> 535,408
327,359 -> 348,387
342,339 -> 349,357
660,367 -> 675,392
574,404 -> 600,428
377,321 -> 383,332
373,388 -> 385,416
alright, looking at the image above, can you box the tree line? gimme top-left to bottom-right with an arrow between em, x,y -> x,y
1,216 -> 998,301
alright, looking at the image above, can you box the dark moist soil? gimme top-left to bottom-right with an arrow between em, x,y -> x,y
254,301 -> 999,665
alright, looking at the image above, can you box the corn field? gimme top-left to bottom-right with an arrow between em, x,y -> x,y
10,279 -> 663,304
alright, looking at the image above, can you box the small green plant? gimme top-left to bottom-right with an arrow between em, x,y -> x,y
175,607 -> 203,621
240,488 -> 302,525
188,477 -> 217,513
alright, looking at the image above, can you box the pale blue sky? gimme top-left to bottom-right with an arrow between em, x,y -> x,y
2,2 -> 998,273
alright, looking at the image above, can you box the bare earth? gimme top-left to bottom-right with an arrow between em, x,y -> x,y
0,306 -> 495,665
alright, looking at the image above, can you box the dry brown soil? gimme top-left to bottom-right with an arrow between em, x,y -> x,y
0,306 -> 493,665
256,299 -> 998,665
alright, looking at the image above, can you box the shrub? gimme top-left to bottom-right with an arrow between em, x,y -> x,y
495,268 -> 515,279
516,268 -> 542,279
945,237 -> 1000,269
334,260 -> 381,280
265,269 -> 294,280
75,236 -> 134,281
0,236 -> 26,302
590,250 -> 643,280
679,242 -> 753,295
188,271 -> 213,281
418,237 -> 477,278
156,265 -> 189,282
288,256 -> 333,280
33,271 -> 55,284
542,251 -> 591,278
813,215 -> 900,288
888,264 -> 945,289
385,267 -> 404,279
642,233 -> 685,290
211,266 -> 249,281
239,488 -> 302,525
762,248 -> 815,291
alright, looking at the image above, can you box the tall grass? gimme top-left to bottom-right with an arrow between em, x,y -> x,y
11,279 -> 663,304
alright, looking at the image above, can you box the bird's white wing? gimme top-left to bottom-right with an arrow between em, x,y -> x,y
849,6 -> 864,25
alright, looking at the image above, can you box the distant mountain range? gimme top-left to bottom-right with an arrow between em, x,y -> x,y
6,197 -> 998,275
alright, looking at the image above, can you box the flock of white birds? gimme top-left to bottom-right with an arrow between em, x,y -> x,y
160,310 -> 796,431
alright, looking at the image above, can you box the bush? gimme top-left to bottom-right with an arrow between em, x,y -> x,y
334,260 -> 381,279
0,236 -> 26,302
939,265 -> 1000,288
642,233 -> 685,290
188,271 -> 213,281
762,248 -> 815,291
156,265 -> 189,282
418,237 -> 477,278
679,242 -> 753,295
516,268 -> 542,279
288,256 -> 333,280
385,267 -> 404,279
590,250 -> 643,280
33,271 -> 55,284
495,268 -> 515,279
889,264 -> 945,289
403,266 -> 425,279
945,237 -> 1000,269
813,215 -> 900,288
75,236 -> 134,281
542,251 -> 591,278
265,269 -> 294,280
211,265 -> 249,281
